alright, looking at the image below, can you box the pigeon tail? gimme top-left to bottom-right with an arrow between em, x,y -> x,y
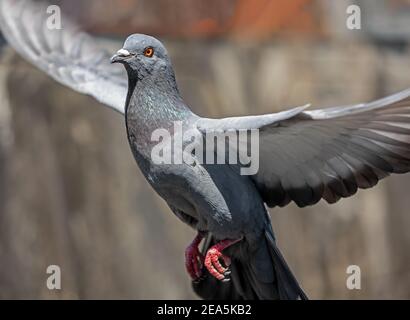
265,229 -> 308,300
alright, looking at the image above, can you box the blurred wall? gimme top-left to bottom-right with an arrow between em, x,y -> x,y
0,0 -> 410,299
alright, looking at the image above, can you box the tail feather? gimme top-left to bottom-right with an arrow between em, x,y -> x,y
265,230 -> 308,300
192,231 -> 308,300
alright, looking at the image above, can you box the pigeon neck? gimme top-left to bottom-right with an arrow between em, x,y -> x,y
124,68 -> 195,162
125,68 -> 193,125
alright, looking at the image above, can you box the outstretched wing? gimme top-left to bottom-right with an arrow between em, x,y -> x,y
0,0 -> 127,114
197,88 -> 410,208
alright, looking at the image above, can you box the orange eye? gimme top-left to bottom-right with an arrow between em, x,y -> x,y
144,47 -> 154,58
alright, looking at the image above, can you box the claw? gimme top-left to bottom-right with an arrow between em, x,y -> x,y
205,248 -> 226,280
204,237 -> 242,281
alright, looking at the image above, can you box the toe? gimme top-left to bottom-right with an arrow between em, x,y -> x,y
205,249 -> 226,280
211,254 -> 227,274
186,247 -> 204,280
205,258 -> 224,280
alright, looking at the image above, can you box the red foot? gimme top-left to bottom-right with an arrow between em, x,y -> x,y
204,238 -> 242,281
185,233 -> 205,280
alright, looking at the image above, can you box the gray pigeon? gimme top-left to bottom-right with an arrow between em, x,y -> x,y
2,0 -> 410,300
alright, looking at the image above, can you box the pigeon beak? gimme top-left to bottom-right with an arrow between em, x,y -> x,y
111,49 -> 132,64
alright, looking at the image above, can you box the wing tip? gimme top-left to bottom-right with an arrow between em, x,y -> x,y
305,88 -> 410,120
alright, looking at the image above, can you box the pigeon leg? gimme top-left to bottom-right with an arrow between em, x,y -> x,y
205,238 -> 242,281
185,232 -> 206,280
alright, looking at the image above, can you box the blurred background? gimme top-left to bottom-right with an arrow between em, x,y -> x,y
0,0 -> 410,299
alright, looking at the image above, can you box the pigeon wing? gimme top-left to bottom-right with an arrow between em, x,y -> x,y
0,0 -> 127,114
196,88 -> 410,207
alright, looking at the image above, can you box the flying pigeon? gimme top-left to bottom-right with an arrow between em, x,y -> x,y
1,0 -> 410,300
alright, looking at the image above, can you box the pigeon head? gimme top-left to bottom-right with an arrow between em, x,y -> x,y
111,34 -> 173,81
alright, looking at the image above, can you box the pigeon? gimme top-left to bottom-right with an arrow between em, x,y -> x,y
1,0 -> 410,300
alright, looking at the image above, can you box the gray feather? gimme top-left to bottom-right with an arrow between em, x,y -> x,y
0,0 -> 127,114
